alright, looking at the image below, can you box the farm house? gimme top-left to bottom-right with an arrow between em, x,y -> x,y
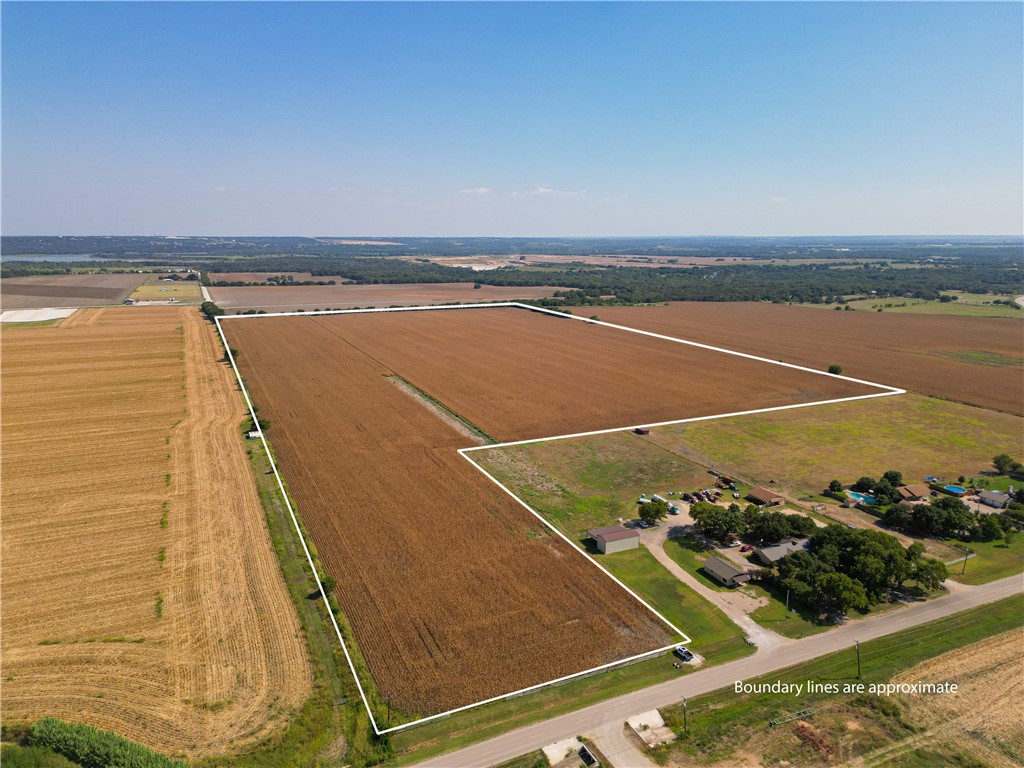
588,525 -> 640,554
754,538 -> 809,566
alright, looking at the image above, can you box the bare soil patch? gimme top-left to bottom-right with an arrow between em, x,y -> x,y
305,307 -> 878,442
223,312 -> 681,717
208,282 -> 564,311
0,274 -> 145,309
598,302 -> 1024,415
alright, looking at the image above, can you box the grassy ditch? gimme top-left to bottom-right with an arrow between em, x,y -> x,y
654,594 -> 1024,766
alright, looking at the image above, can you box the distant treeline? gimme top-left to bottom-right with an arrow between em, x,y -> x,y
3,255 -> 1021,306
3,234 -> 1023,261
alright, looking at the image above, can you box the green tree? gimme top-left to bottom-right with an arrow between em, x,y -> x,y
975,515 -> 1004,542
882,502 -> 913,531
828,479 -> 844,494
816,572 -> 868,615
854,476 -> 876,492
913,558 -> 948,591
320,575 -> 337,595
749,511 -> 789,544
691,503 -> 744,542
828,364 -> 843,375
638,499 -> 669,525
993,453 -> 1023,475
882,470 -> 903,487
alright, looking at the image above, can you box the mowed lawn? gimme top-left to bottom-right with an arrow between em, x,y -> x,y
646,394 -> 1022,500
953,537 -> 1024,585
599,547 -> 752,663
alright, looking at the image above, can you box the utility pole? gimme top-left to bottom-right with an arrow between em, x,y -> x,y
855,640 -> 861,679
681,697 -> 689,734
961,546 -> 969,576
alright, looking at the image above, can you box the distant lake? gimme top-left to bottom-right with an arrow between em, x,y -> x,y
1,254 -> 116,263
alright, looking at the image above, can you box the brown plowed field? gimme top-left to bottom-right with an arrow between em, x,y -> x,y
221,306 -> 878,716
300,307 -> 878,441
0,274 -> 145,309
595,302 -> 1024,415
1,307 -> 310,757
208,281 -> 564,311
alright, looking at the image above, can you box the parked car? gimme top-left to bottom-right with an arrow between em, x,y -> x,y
728,540 -> 742,547
637,520 -> 651,529
740,545 -> 754,553
673,646 -> 694,662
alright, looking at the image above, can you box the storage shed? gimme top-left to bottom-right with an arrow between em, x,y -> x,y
702,556 -> 751,587
748,486 -> 784,506
588,525 -> 640,554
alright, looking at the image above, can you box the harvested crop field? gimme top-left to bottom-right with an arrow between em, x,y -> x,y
596,302 -> 1024,415
292,307 -> 881,441
1,307 -> 310,757
223,312 -> 684,717
208,281 -> 565,311
874,628 -> 1024,767
221,306 -> 882,718
0,273 -> 145,309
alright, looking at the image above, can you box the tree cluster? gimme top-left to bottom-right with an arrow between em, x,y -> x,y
689,501 -> 816,543
771,526 -> 947,619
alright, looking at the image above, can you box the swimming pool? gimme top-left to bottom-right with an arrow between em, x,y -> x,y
944,485 -> 967,496
847,490 -> 876,505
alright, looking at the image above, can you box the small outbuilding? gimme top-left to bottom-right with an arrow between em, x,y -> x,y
246,430 -> 261,440
754,538 -> 809,566
634,427 -> 650,436
702,556 -> 750,587
588,525 -> 640,554
748,486 -> 784,507
897,484 -> 932,501
979,490 -> 1011,509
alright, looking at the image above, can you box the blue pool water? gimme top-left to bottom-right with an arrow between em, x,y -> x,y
944,485 -> 967,495
847,490 -> 876,505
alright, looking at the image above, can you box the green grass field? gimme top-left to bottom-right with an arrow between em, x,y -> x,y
478,431 -> 713,538
130,275 -> 203,303
655,594 -> 1024,767
600,547 -> 753,662
647,394 -> 1022,501
797,292 -> 1022,318
951,536 -> 1024,585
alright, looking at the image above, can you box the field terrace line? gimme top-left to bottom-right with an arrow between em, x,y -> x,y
215,301 -> 904,736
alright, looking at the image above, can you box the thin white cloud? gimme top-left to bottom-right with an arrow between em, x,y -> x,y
459,187 -> 493,196
213,185 -> 234,194
769,196 -> 789,204
527,185 -> 582,198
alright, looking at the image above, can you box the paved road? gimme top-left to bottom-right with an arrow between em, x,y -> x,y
412,574 -> 1022,768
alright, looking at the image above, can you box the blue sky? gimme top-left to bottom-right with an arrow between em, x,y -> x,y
2,2 -> 1021,236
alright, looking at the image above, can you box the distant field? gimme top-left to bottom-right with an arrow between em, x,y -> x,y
209,271 -> 352,283
0,273 -> 144,309
129,274 -> 203,303
407,254 -> 885,270
1,307 -> 309,758
597,302 -> 1024,415
799,291 -> 1021,318
208,282 -> 565,310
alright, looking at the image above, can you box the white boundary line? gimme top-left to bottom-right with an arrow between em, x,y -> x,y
215,301 -> 905,736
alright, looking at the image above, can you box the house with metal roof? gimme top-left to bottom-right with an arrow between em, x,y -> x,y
702,555 -> 751,587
